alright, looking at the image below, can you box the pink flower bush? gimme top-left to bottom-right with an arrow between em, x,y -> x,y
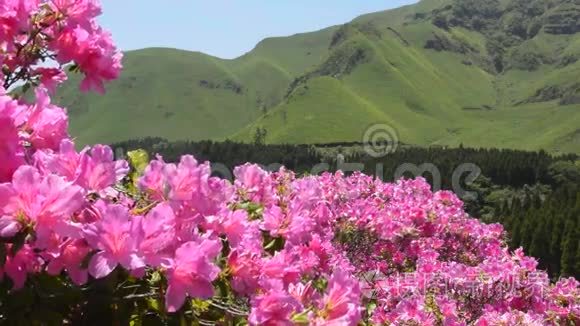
0,0 -> 578,324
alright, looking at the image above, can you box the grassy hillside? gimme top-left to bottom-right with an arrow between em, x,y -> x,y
57,0 -> 580,153
58,28 -> 337,146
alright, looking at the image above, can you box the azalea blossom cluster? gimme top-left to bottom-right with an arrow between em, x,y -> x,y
1,120 -> 579,324
1,0 -> 121,93
330,177 -> 579,325
1,1 -> 579,325
0,123 -> 364,323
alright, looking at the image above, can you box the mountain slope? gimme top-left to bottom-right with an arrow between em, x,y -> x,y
57,0 -> 580,153
58,27 -> 337,146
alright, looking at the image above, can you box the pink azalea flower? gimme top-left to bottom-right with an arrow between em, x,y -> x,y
49,0 -> 102,27
391,298 -> 434,325
165,237 -> 222,312
249,289 -> 302,326
435,297 -> 463,326
206,209 -> 249,248
263,204 -> 316,245
286,243 -> 321,276
1,244 -> 42,290
137,203 -> 176,267
77,144 -> 129,193
50,25 -> 122,94
167,155 -> 210,201
33,139 -> 81,181
33,67 -> 67,93
234,163 -> 274,203
263,205 -> 285,236
139,155 -> 233,214
0,116 -> 24,183
261,251 -> 302,287
78,42 -> 122,94
228,250 -> 262,296
313,270 -> 362,325
25,88 -> 69,150
138,156 -> 170,201
169,156 -> 233,217
0,165 -> 85,243
0,1 -> 35,45
208,210 -> 263,253
51,25 -> 85,63
46,239 -> 90,285
288,281 -> 320,306
513,247 -> 539,271
83,203 -> 144,279
475,310 -> 544,326
0,90 -> 28,125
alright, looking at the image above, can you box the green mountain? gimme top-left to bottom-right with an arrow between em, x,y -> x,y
57,0 -> 580,153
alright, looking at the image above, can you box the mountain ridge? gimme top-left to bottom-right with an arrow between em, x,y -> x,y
57,0 -> 580,153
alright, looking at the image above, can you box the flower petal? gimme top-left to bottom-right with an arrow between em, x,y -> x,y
165,283 -> 187,313
88,252 -> 117,279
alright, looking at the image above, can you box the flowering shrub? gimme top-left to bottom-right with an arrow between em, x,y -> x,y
0,0 -> 579,325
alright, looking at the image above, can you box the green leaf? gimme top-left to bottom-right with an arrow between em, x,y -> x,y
313,277 -> 328,292
125,149 -> 150,194
264,238 -> 277,250
235,319 -> 249,326
128,149 -> 150,175
147,298 -> 161,312
291,310 -> 311,325
366,300 -> 377,315
191,298 -> 210,313
148,270 -> 162,285
263,235 -> 285,254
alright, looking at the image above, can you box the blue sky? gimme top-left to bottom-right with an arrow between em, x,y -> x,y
99,0 -> 417,59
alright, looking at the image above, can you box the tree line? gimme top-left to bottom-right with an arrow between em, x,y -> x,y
497,162 -> 580,279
